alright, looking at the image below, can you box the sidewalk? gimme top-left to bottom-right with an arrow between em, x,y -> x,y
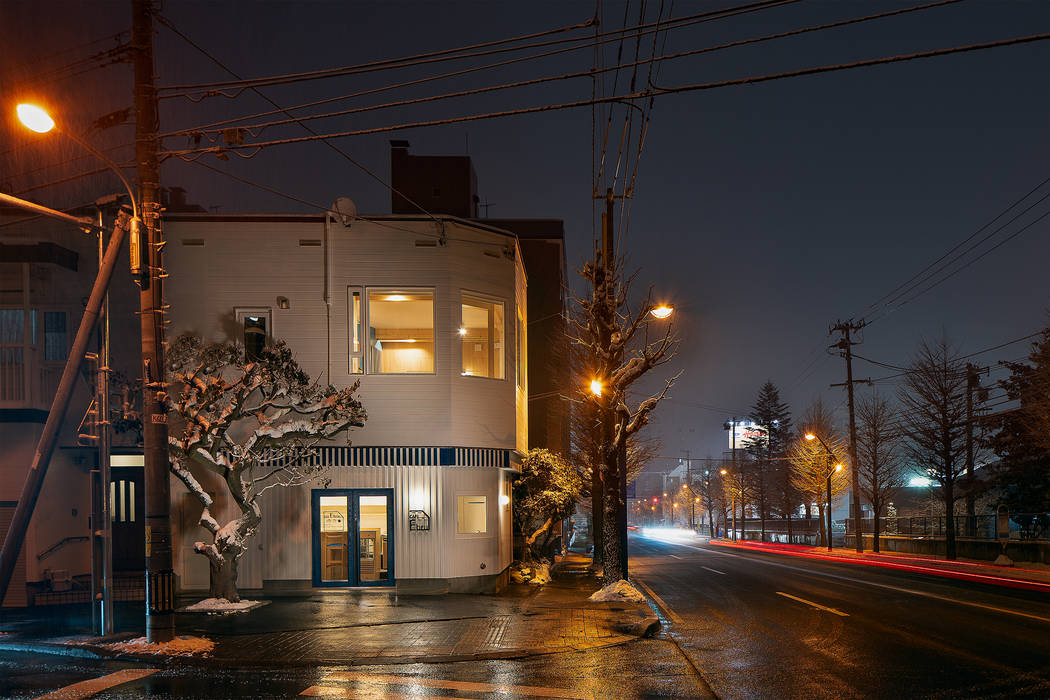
708,538 -> 1050,592
0,556 -> 658,667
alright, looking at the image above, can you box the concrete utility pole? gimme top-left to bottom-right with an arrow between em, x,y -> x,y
90,207 -> 115,635
132,0 -> 175,643
830,320 -> 871,553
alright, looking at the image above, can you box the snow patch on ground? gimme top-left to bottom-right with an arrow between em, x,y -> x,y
509,560 -> 552,585
590,579 -> 647,603
183,597 -> 262,614
101,635 -> 214,657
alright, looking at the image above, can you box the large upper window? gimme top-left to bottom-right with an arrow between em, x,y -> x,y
367,289 -> 434,374
460,294 -> 504,379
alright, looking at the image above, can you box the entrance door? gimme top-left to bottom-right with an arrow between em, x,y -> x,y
111,466 -> 145,571
312,489 -> 393,587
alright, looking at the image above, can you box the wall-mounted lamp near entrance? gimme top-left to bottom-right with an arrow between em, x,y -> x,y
277,296 -> 290,309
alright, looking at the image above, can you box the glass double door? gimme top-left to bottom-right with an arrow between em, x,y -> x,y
313,489 -> 393,587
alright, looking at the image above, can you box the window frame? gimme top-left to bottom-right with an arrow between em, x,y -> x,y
455,493 -> 490,538
363,286 -> 437,376
459,290 -> 506,381
234,307 -> 273,361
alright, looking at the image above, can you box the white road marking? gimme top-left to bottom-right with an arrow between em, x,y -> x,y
674,542 -> 1050,624
34,669 -> 157,699
669,554 -> 682,559
319,671 -> 589,699
776,591 -> 850,616
634,577 -> 684,623
701,566 -> 726,575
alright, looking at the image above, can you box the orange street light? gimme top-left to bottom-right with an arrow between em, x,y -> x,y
15,104 -> 138,218
650,304 -> 674,319
16,103 -> 55,133
720,469 -> 728,475
589,379 -> 603,397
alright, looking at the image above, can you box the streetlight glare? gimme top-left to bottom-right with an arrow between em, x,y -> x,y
650,304 -> 674,319
589,379 -> 602,397
17,104 -> 55,133
835,464 -> 843,472
805,433 -> 816,441
720,469 -> 728,475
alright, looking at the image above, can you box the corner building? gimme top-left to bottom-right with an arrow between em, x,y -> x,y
164,212 -> 526,594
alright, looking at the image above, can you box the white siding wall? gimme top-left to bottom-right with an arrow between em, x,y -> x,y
164,215 -> 523,586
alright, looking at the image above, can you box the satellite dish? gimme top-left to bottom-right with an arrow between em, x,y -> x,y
332,197 -> 357,228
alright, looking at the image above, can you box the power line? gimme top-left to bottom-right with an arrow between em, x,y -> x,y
856,177 -> 1050,322
160,33 -> 1050,160
166,0 -> 967,148
155,14 -> 441,225
157,0 -> 795,97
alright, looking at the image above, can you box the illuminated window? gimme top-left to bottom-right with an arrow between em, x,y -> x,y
234,308 -> 271,361
457,495 -> 487,534
460,293 -> 504,379
367,290 -> 434,374
515,306 -> 525,388
348,287 -> 363,374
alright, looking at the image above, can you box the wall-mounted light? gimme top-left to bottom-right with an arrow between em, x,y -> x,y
277,296 -> 290,309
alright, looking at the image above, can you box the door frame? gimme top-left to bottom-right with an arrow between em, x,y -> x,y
311,488 -> 395,587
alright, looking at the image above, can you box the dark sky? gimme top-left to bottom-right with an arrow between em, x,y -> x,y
3,1 -> 1048,466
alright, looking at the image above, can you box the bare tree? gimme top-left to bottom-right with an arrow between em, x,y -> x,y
789,398 -> 849,547
898,338 -> 970,560
571,254 -> 679,585
166,334 -> 366,601
855,393 -> 906,552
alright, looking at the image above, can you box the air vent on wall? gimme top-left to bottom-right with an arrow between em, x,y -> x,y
415,239 -> 438,247
180,238 -> 205,246
299,239 -> 321,247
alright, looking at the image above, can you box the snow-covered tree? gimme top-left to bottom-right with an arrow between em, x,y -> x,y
743,381 -> 793,542
513,449 -> 583,561
166,334 -> 365,601
571,252 -> 679,586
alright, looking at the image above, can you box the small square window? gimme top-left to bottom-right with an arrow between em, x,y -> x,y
457,495 -> 487,534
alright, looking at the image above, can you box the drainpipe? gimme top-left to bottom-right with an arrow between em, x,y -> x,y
323,213 -> 331,382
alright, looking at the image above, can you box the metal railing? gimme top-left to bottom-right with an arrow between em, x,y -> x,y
845,514 -> 1050,541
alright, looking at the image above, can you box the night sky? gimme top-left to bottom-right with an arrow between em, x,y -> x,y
2,1 -> 1048,466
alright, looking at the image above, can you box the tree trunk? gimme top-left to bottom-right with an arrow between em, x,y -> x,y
524,517 -> 553,562
591,467 -> 604,568
601,442 -> 624,585
944,480 -> 957,560
872,502 -> 881,553
786,513 -> 793,544
208,554 -> 241,602
817,503 -> 826,547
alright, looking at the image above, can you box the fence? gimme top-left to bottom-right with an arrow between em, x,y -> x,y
845,514 -> 1049,541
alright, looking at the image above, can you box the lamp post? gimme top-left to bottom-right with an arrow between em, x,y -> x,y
806,433 -> 843,552
14,99 -> 175,641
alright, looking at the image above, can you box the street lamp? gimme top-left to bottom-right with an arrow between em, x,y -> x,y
12,103 -> 175,642
650,304 -> 674,319
806,433 -> 843,552
589,379 -> 603,397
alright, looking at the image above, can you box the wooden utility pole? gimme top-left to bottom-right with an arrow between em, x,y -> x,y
830,320 -> 871,553
132,0 -> 175,643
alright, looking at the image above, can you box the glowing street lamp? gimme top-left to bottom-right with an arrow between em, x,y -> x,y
16,103 -> 138,219
589,379 -> 603,397
806,431 -> 842,551
650,304 -> 674,319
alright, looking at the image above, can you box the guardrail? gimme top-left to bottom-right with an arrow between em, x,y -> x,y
845,514 -> 1049,541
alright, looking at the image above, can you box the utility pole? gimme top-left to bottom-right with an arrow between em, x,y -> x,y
830,319 -> 871,553
132,0 -> 175,643
90,207 -> 114,635
964,363 -> 983,537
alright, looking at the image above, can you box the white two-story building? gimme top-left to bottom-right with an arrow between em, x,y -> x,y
164,211 -> 527,594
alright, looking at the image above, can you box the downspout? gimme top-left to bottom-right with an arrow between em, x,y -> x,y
323,213 -> 331,383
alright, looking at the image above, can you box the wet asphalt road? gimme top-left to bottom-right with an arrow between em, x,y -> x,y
3,535 -> 1047,698
630,534 -> 1050,700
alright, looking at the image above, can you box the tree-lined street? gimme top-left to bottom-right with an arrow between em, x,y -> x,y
630,534 -> 1050,699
